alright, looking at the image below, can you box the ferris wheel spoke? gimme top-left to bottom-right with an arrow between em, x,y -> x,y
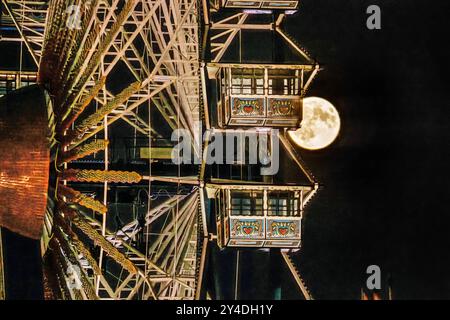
57,184 -> 107,215
61,1 -> 140,107
64,82 -> 140,145
69,79 -> 175,148
60,169 -> 142,183
53,214 -> 102,278
58,139 -> 108,165
112,193 -> 191,244
147,193 -> 198,258
50,227 -> 99,299
158,205 -> 197,271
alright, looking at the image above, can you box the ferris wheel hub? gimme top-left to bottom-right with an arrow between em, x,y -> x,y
0,84 -> 52,239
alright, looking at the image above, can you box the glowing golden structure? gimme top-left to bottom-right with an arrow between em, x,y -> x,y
60,205 -> 138,275
59,139 -> 109,165
0,85 -> 52,239
58,185 -> 107,215
0,0 -> 325,300
59,76 -> 106,133
0,228 -> 4,300
0,0 -> 159,299
60,169 -> 142,184
71,82 -> 140,139
50,228 -> 99,300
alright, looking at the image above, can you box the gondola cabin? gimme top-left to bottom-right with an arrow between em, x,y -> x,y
216,0 -> 299,10
207,63 -> 314,128
207,183 -> 315,248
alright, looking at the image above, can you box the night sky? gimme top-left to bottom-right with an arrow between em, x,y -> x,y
1,0 -> 450,300
280,0 -> 450,299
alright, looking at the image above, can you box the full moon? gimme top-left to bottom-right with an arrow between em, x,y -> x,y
288,97 -> 340,150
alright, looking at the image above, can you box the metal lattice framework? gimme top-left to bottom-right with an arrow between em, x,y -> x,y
1,0 -> 322,300
1,0 -> 48,65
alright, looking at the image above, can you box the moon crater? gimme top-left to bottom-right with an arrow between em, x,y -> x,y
289,97 -> 340,150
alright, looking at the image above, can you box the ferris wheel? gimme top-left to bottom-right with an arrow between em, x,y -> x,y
0,0 -> 324,300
